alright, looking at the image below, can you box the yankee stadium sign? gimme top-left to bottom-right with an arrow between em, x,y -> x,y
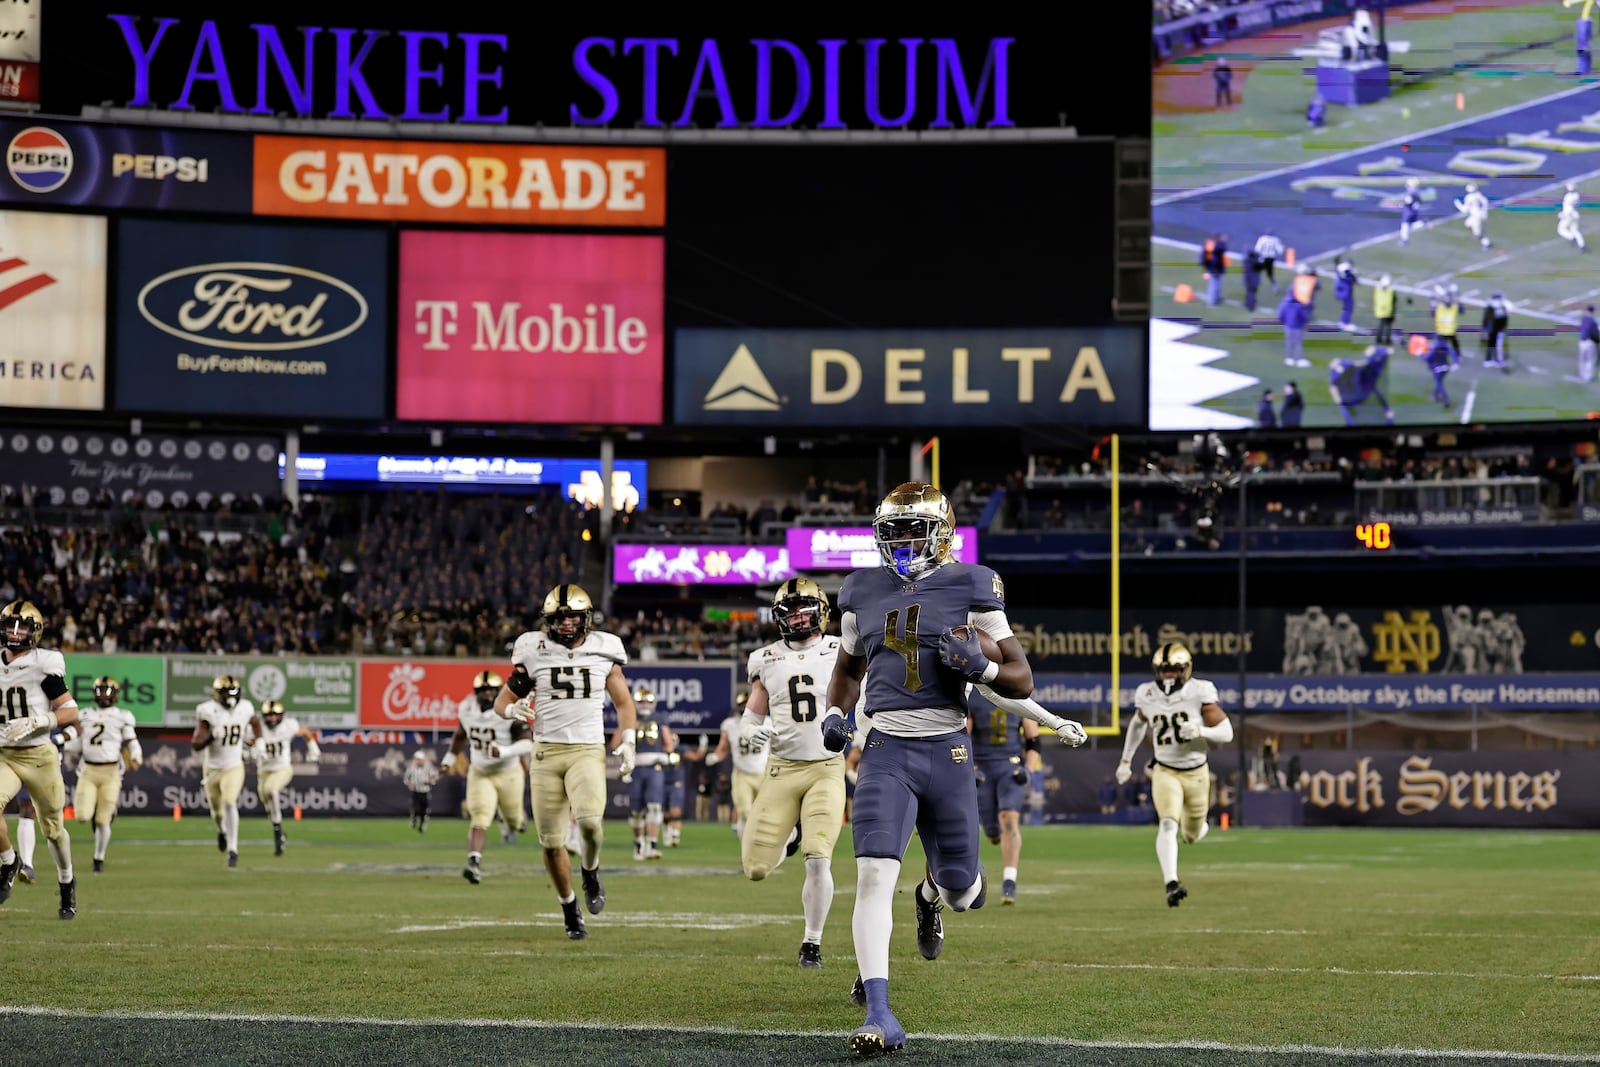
104,15 -> 1017,129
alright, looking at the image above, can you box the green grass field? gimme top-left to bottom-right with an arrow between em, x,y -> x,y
3,816 -> 1596,1065
1154,2 -> 1600,427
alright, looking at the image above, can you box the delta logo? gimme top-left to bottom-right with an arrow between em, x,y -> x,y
5,126 -> 73,193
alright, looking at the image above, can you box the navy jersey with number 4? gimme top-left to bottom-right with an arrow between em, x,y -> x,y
839,561 -> 1006,733
966,686 -> 1024,762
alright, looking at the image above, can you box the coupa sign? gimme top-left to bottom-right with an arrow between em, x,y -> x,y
672,326 -> 1146,428
114,219 -> 388,418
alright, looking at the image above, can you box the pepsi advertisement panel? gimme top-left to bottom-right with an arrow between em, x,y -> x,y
1,118 -> 251,211
113,219 -> 388,418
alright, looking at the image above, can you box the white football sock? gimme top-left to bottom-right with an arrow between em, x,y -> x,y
1003,865 -> 1019,883
853,856 -> 899,982
222,803 -> 240,851
46,828 -> 72,882
17,817 -> 36,866
1157,818 -> 1180,883
1196,820 -> 1210,843
802,857 -> 833,944
94,823 -> 111,860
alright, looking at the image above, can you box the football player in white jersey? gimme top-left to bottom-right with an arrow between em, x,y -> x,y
1117,643 -> 1234,907
1559,183 -> 1586,251
705,693 -> 770,838
254,699 -> 322,857
448,671 -> 530,886
740,578 -> 847,969
0,600 -> 83,918
67,676 -> 142,874
1454,182 -> 1491,248
496,584 -> 639,941
191,673 -> 259,868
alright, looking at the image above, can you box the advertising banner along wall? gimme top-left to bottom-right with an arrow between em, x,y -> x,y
0,208 -> 105,410
673,327 -> 1147,427
113,218 -> 388,418
396,231 -> 663,424
253,136 -> 665,226
0,117 -> 250,210
0,430 -> 281,510
164,656 -> 358,726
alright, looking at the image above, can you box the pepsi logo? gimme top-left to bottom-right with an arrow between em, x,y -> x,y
5,126 -> 73,193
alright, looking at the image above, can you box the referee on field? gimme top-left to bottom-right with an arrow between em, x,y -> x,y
1253,230 -> 1285,295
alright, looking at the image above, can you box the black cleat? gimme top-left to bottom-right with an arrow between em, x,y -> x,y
562,897 -> 587,940
914,880 -> 944,960
799,941 -> 823,969
463,856 -> 482,885
274,825 -> 286,857
58,878 -> 76,920
850,974 -> 867,1008
227,851 -> 238,869
1166,880 -> 1188,907
93,859 -> 104,874
785,821 -> 803,858
217,831 -> 227,853
580,866 -> 605,915
0,852 -> 19,904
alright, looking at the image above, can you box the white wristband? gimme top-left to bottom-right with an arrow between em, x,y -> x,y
826,706 -> 844,720
978,660 -> 1000,684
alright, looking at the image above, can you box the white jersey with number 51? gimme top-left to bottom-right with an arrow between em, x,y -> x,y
510,629 -> 628,744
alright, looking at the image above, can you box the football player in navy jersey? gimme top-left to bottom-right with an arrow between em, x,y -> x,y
966,686 -> 1041,905
821,483 -> 1087,1057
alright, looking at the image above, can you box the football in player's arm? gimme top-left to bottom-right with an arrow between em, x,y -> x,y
817,483 -> 1087,1056
1116,642 -> 1234,908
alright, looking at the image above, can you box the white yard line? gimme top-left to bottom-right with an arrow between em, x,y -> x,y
2,1005 -> 1597,1061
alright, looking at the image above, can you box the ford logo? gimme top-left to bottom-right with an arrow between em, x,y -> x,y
136,261 -> 369,352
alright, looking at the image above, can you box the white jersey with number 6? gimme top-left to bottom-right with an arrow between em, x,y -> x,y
746,636 -> 841,763
510,629 -> 628,744
1132,678 -> 1219,771
196,699 -> 257,771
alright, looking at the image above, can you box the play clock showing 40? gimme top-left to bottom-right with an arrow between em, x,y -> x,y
1355,521 -> 1393,551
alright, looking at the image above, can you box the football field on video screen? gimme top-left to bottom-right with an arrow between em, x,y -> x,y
1152,1 -> 1600,429
0,818 -> 1595,1066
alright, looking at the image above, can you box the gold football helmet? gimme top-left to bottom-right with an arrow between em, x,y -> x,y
633,684 -> 656,719
212,674 -> 242,709
93,676 -> 120,708
1,599 -> 44,654
261,699 -> 285,720
873,482 -> 955,579
473,670 -> 504,710
542,584 -> 594,647
772,577 -> 831,640
1152,643 -> 1194,695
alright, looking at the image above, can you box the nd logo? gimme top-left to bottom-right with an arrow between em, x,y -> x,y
1371,610 -> 1441,673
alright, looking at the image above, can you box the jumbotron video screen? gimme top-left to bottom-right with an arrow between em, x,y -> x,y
1151,0 -> 1600,430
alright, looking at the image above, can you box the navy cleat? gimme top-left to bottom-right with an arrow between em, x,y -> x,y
849,1011 -> 907,1057
850,974 -> 867,1008
1001,878 -> 1017,905
914,880 -> 944,960
0,852 -> 19,904
581,866 -> 605,915
562,897 -> 587,940
17,862 -> 34,884
58,878 -> 76,920
798,941 -> 823,969
1166,879 -> 1188,907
